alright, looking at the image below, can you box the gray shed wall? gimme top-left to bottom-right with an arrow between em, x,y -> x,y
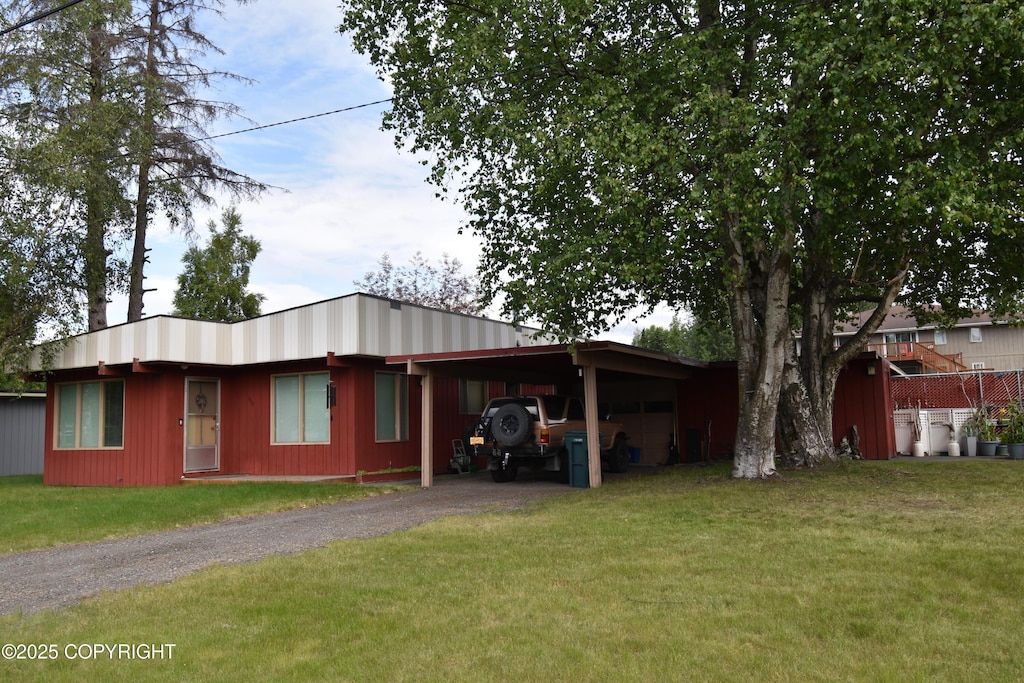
0,394 -> 45,476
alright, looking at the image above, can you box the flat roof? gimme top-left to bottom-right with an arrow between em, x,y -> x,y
387,341 -> 706,385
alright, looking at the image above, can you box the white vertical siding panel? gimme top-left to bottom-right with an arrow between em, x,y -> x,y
154,318 -> 168,360
339,297 -> 360,355
32,294 -> 549,371
96,327 -> 112,364
281,309 -> 299,360
447,315 -> 460,352
217,323 -> 232,364
304,304 -> 327,359
232,321 -> 247,365
388,305 -> 403,356
85,334 -> 99,368
118,324 -> 134,362
406,308 -> 418,353
437,311 -> 449,353
357,296 -> 373,356
137,319 -> 153,362
256,315 -> 274,364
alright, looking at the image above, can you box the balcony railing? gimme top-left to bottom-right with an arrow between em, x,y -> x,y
867,342 -> 968,374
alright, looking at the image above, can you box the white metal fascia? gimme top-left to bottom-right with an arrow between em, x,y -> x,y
31,294 -> 552,372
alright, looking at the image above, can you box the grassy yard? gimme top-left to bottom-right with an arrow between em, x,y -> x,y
0,476 -> 404,555
3,461 -> 1023,681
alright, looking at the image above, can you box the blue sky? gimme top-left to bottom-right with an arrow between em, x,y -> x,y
109,1 -> 670,341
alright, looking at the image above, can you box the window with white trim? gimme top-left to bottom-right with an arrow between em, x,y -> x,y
55,380 -> 124,449
972,362 -> 986,370
375,372 -> 409,442
934,330 -> 947,345
273,373 -> 330,444
970,327 -> 983,343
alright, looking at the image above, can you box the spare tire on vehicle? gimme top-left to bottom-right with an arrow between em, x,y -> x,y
491,403 -> 532,447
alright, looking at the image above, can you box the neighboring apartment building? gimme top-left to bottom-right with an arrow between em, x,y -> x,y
836,306 -> 1024,374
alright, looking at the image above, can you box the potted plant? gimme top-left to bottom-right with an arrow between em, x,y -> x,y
972,408 -> 999,456
960,414 -> 980,457
1000,403 -> 1024,460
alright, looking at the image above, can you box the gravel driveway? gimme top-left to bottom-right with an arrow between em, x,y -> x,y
0,472 -> 573,616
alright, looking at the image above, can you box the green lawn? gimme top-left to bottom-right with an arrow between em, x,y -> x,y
0,475 -> 404,555
3,461 -> 1023,682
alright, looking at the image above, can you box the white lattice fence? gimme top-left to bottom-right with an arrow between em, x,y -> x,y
894,408 -> 976,456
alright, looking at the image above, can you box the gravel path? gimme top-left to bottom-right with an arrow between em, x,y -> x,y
0,472 -> 573,616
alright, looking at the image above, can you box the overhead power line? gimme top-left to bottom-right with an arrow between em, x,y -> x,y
195,98 -> 394,142
196,0 -> 829,144
1,0 -> 90,36
7,0 -> 830,154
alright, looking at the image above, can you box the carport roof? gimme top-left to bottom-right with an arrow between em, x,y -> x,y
387,341 -> 706,385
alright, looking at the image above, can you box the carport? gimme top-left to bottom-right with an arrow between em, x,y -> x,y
387,342 -> 704,488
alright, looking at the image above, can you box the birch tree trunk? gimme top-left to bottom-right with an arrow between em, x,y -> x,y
725,215 -> 794,479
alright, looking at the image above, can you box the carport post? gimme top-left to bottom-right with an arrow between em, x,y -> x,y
582,363 -> 602,488
406,361 -> 433,488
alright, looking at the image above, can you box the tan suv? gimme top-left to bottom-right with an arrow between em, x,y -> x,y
469,395 -> 629,482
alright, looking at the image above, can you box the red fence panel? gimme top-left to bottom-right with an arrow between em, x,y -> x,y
892,371 -> 1024,411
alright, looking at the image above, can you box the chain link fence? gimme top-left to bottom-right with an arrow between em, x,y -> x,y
892,371 -> 1024,455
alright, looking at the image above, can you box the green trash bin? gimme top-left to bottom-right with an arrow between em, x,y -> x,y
566,431 -> 588,488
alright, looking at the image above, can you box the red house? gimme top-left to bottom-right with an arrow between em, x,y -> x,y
33,294 -> 552,487
32,294 -> 896,488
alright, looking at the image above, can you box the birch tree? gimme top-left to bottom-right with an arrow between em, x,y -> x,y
340,0 -> 1024,478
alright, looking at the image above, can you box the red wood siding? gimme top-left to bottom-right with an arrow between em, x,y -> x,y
676,365 -> 739,462
219,359 -> 424,478
218,363 -> 351,477
674,358 -> 895,462
45,371 -> 184,486
45,358 -> 427,486
429,376 -> 474,473
832,355 -> 895,460
347,364 -> 421,474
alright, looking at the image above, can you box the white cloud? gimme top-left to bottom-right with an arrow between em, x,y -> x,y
106,1 -> 672,344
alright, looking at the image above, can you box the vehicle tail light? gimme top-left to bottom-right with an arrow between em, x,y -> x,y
540,428 -> 550,445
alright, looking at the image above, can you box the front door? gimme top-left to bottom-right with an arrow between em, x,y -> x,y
184,378 -> 220,473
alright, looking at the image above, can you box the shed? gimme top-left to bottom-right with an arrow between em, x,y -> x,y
0,391 -> 46,476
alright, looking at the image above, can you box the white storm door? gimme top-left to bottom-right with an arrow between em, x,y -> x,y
184,378 -> 220,473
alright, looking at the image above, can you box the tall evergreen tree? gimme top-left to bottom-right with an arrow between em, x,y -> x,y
1,4 -> 82,382
172,206 -> 264,322
124,0 -> 265,322
4,0 -> 138,331
1,0 -> 265,336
